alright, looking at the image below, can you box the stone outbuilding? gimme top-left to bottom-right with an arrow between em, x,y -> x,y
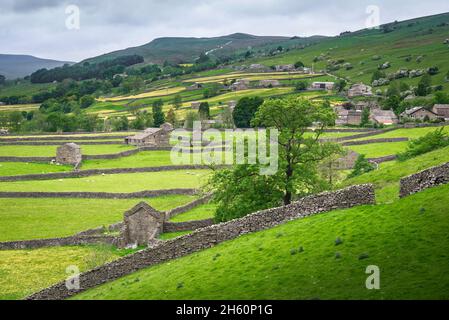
311,82 -> 335,90
259,79 -> 281,88
56,143 -> 82,165
125,123 -> 173,147
119,202 -> 165,248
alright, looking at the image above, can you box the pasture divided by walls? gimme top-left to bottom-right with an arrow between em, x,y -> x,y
27,184 -> 375,300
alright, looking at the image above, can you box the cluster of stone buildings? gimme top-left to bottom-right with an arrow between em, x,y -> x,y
400,105 -> 449,122
334,102 -> 398,126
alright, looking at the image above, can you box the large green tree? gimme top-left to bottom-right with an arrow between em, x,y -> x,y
208,97 -> 341,222
232,97 -> 264,128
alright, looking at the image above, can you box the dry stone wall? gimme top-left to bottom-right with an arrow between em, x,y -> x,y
0,189 -> 198,199
163,219 -> 215,233
400,162 -> 449,197
0,235 -> 116,251
0,165 -> 212,182
26,184 -> 375,300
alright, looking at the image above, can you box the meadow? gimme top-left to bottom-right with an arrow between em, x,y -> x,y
0,162 -> 72,176
0,144 -> 135,157
0,195 -> 196,242
0,169 -> 211,193
0,245 -> 128,300
347,141 -> 409,158
341,145 -> 449,203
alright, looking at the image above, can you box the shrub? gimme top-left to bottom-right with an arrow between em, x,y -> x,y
398,127 -> 449,161
348,155 -> 376,179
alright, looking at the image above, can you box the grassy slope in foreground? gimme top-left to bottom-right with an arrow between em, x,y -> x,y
341,145 -> 449,203
0,195 -> 196,242
0,246 -> 127,300
74,183 -> 449,300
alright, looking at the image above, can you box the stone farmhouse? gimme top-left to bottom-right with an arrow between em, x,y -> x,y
125,123 -> 174,147
311,82 -> 335,90
334,106 -> 363,126
275,64 -> 296,72
348,83 -> 373,98
400,107 -> 439,121
230,79 -> 250,91
259,79 -> 281,88
433,104 -> 449,121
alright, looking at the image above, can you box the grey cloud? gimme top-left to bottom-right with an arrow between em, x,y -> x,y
0,0 -> 448,61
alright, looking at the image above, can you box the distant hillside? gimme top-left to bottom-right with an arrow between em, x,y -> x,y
0,54 -> 74,79
83,33 -> 326,65
248,12 -> 449,89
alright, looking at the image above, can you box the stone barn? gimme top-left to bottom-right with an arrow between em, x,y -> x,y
125,123 -> 173,147
119,202 -> 165,248
259,79 -> 281,88
56,143 -> 82,165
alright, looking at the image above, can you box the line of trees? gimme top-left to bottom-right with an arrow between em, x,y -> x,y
30,55 -> 144,83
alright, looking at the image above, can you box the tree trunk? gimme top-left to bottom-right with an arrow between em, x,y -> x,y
284,164 -> 293,205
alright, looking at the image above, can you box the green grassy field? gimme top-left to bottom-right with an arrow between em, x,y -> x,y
354,127 -> 449,141
73,183 -> 449,300
82,151 -> 174,169
0,162 -> 72,176
0,145 -> 135,157
0,245 -> 126,300
0,195 -> 196,242
169,203 -> 217,223
347,141 -> 409,158
0,169 -> 211,193
341,146 -> 449,203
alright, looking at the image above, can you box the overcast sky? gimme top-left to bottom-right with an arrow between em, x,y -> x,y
1,0 -> 448,62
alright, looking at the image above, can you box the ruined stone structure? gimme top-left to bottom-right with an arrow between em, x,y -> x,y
119,202 -> 165,248
56,143 -> 82,165
400,162 -> 449,197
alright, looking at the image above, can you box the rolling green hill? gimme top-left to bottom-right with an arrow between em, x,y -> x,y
248,12 -> 449,89
83,33 -> 325,65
